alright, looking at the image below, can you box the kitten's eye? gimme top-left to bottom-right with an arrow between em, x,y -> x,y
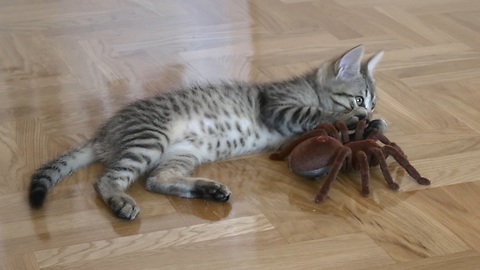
355,96 -> 364,106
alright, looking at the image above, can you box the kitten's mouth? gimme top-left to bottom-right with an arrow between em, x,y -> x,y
365,112 -> 373,122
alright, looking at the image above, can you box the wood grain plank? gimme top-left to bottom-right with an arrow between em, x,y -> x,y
40,233 -> 395,270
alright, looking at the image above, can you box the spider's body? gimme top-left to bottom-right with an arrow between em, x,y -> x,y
270,120 -> 430,203
287,136 -> 338,178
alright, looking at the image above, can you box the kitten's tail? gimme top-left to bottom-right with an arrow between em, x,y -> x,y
29,141 -> 97,208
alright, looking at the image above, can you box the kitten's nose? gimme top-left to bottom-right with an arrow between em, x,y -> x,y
357,111 -> 369,121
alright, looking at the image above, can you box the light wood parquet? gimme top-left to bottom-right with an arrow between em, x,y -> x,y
1,0 -> 480,269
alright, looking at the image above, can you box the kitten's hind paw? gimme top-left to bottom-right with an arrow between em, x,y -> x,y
191,179 -> 231,202
108,195 -> 140,220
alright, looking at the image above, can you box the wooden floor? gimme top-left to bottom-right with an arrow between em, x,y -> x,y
2,0 -> 480,269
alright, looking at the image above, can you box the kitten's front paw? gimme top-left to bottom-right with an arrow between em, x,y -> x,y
192,179 -> 231,202
108,194 -> 140,220
341,107 -> 368,130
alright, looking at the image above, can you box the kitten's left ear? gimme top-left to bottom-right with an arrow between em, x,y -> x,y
334,45 -> 364,80
366,50 -> 384,76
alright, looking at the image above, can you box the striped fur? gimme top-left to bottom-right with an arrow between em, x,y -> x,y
29,45 -> 384,220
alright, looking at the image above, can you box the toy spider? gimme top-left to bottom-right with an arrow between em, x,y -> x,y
270,120 -> 430,203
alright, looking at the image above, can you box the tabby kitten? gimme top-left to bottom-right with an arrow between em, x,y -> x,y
29,45 -> 384,220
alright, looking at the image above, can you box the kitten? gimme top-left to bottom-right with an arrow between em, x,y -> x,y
29,45 -> 384,220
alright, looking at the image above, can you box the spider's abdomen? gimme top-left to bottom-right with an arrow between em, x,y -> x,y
287,136 -> 343,178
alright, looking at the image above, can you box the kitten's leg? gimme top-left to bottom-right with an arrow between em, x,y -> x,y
146,152 -> 231,202
94,152 -> 155,220
261,105 -> 368,135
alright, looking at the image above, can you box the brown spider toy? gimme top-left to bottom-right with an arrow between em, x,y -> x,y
270,120 -> 430,203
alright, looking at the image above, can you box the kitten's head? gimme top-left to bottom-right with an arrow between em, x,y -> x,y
314,45 -> 384,120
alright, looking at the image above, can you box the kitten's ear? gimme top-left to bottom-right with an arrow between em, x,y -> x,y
334,45 -> 364,80
366,50 -> 384,76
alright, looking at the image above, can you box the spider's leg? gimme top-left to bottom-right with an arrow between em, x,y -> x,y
382,145 -> 430,185
315,123 -> 340,141
369,148 -> 400,191
354,119 -> 368,141
367,131 -> 406,157
356,151 -> 371,197
314,147 -> 351,203
366,129 -> 379,140
269,129 -> 328,160
334,121 -> 351,144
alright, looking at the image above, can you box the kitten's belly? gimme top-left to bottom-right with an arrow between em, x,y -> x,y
171,116 -> 285,162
